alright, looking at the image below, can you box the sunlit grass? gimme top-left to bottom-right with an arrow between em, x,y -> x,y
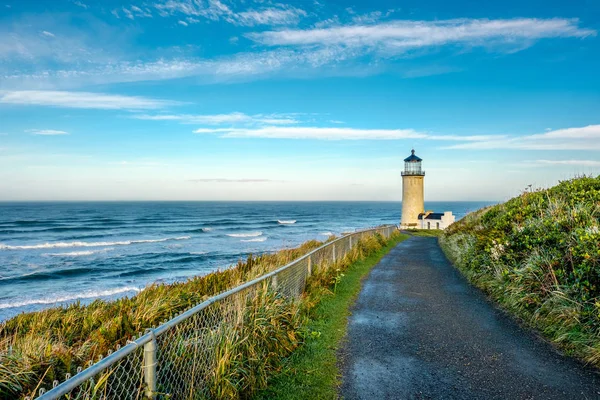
0,231 -> 403,398
440,176 -> 600,367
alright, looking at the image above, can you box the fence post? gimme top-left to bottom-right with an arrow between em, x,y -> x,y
332,243 -> 336,263
272,274 -> 278,290
307,256 -> 312,276
143,330 -> 157,400
349,235 -> 353,248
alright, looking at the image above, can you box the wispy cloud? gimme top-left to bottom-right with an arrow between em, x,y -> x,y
232,7 -> 307,27
26,129 -> 69,135
73,1 -> 88,9
193,126 -> 427,140
534,159 -> 600,167
110,160 -> 165,166
191,125 -> 511,141
1,17 -> 594,89
0,91 -> 179,110
133,112 -> 299,125
115,6 -> 153,20
188,178 -> 285,183
152,0 -> 305,26
445,125 -> 600,150
178,20 -> 189,26
41,31 -> 55,38
248,18 -> 595,51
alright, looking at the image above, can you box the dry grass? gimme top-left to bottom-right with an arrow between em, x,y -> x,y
0,231 -> 401,399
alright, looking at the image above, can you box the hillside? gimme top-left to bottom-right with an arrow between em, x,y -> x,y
440,176 -> 600,367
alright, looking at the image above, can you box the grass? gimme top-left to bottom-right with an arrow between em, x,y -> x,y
0,229 -> 405,399
440,176 -> 600,368
0,240 -> 325,398
404,229 -> 444,237
255,233 -> 409,399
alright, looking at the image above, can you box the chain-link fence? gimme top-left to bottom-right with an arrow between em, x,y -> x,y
33,225 -> 397,400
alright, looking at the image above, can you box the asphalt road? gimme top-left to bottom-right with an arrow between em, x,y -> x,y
339,236 -> 600,400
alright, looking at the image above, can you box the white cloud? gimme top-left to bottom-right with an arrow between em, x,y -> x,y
27,129 -> 69,135
178,20 -> 188,26
41,31 -> 55,38
534,160 -> 600,167
0,90 -> 179,110
232,7 -> 307,27
248,18 -> 595,51
152,0 -> 305,26
73,1 -> 88,9
1,17 -> 594,89
191,125 -> 517,141
133,112 -> 299,125
445,125 -> 600,150
122,7 -> 135,20
194,126 -> 427,140
188,178 -> 284,183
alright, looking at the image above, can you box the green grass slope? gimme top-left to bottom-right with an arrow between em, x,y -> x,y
440,176 -> 600,367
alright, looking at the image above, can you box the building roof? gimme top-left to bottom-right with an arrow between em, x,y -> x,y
404,149 -> 422,162
418,212 -> 445,220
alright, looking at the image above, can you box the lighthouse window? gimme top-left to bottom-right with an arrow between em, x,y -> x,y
436,222 -> 440,229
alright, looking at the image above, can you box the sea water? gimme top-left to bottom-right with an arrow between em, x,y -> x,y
0,201 -> 493,320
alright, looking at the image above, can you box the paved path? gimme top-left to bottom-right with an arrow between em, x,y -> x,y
340,236 -> 600,400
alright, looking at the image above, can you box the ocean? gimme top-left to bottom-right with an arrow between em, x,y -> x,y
0,201 -> 493,320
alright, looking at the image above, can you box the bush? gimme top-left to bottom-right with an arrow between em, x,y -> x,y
440,176 -> 600,366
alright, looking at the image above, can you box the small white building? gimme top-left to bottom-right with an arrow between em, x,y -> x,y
418,211 -> 455,230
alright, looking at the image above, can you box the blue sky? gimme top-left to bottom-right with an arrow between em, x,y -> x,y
0,0 -> 599,201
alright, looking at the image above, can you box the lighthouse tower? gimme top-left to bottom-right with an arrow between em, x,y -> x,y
401,149 -> 425,228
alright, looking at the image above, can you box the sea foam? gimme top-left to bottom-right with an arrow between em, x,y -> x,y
0,236 -> 191,250
226,231 -> 262,238
241,237 -> 267,242
44,248 -> 115,257
277,220 -> 297,225
0,286 -> 142,309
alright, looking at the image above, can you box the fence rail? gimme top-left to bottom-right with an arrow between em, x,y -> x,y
34,225 -> 397,400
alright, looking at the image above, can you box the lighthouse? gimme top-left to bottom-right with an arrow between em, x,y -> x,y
401,149 -> 425,228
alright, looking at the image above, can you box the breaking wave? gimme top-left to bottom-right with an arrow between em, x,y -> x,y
241,237 -> 267,242
0,286 -> 143,310
226,231 -> 262,238
0,236 -> 191,250
45,248 -> 115,257
277,220 -> 297,225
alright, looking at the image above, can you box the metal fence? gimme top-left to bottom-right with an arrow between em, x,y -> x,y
33,225 -> 397,400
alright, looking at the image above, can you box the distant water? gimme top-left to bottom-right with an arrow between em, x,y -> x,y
0,201 -> 493,320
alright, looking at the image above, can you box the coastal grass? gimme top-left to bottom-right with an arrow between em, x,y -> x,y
0,230 -> 404,399
404,229 -> 444,237
255,233 -> 408,400
440,176 -> 600,367
0,240 -> 324,398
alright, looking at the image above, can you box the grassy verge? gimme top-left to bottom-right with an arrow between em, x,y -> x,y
255,232 -> 408,399
1,231 -> 405,399
404,229 -> 443,237
440,176 -> 600,367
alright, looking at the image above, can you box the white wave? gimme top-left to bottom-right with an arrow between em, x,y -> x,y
0,286 -> 142,309
278,220 -> 297,225
202,228 -> 212,232
319,232 -> 334,236
190,251 -> 207,255
45,248 -> 115,257
0,236 -> 191,250
242,237 -> 267,242
226,231 -> 262,238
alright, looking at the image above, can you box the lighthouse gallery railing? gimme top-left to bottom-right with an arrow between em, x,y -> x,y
33,224 -> 397,400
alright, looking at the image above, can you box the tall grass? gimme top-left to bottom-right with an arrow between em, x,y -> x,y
0,231 -> 400,399
440,176 -> 600,367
